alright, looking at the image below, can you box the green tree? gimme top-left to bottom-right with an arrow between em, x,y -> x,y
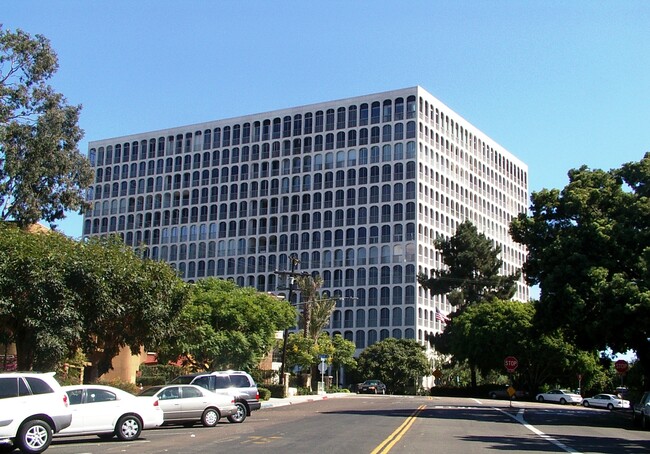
305,295 -> 335,341
0,226 -> 189,374
330,333 -> 356,387
0,26 -> 92,228
68,236 -> 189,376
285,333 -> 316,374
418,221 -> 520,388
418,221 -> 520,310
0,224 -> 80,370
157,278 -> 296,371
356,338 -> 430,394
436,299 -> 605,393
510,154 -> 650,384
439,300 -> 532,382
286,332 -> 355,390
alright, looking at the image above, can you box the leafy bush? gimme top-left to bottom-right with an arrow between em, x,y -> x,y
55,350 -> 87,385
138,364 -> 185,383
266,384 -> 286,398
258,387 -> 271,401
297,386 -> 313,396
251,369 -> 277,386
138,375 -> 167,387
326,386 -> 350,393
95,378 -> 141,395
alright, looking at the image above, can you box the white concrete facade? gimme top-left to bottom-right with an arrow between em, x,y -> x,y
83,86 -> 529,360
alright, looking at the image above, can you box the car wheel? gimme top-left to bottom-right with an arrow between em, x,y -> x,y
381,389 -> 385,395
537,396 -> 544,402
201,408 -> 220,427
607,403 -> 614,410
490,392 -> 497,399
227,402 -> 247,424
559,398 -> 567,405
583,401 -> 589,407
116,415 -> 142,441
16,419 -> 52,454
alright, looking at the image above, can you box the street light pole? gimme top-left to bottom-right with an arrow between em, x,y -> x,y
276,254 -> 301,386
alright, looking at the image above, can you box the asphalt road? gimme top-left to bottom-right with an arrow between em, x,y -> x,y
45,395 -> 650,454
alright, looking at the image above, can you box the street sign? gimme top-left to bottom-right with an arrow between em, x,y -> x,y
504,356 -> 519,373
318,362 -> 328,373
319,354 -> 328,361
615,359 -> 629,374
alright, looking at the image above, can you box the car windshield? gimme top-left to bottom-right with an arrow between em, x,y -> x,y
365,380 -> 381,385
139,386 -> 163,396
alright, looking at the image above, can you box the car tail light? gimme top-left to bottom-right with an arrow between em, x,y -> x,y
256,391 -> 259,400
63,393 -> 69,407
153,398 -> 160,407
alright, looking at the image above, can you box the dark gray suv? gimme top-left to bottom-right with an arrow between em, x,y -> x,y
633,391 -> 650,429
170,370 -> 260,423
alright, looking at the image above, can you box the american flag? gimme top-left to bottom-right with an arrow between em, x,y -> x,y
435,308 -> 450,324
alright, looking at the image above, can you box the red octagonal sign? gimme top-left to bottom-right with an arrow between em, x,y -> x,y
504,356 -> 518,373
615,359 -> 629,374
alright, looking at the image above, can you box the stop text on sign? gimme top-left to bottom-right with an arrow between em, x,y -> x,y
504,356 -> 518,373
614,359 -> 629,374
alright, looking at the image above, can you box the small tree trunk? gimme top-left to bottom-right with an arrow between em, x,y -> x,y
14,328 -> 35,371
636,344 -> 650,389
303,302 -> 310,338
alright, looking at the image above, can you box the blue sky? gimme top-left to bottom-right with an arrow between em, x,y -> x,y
4,0 -> 650,239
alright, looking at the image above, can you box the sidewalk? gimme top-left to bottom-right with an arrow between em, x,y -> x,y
261,391 -> 353,409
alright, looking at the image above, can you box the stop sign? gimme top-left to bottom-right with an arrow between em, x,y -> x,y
504,356 -> 518,373
615,359 -> 629,374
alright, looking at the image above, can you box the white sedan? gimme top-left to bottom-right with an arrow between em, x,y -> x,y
536,389 -> 583,405
58,384 -> 164,441
582,393 -> 630,410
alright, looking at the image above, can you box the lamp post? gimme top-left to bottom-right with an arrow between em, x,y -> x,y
275,254 -> 305,386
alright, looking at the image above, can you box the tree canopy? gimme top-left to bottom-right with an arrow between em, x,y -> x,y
510,153 -> 650,381
0,225 -> 189,373
435,299 -> 605,393
0,26 -> 92,228
157,278 -> 296,371
418,221 -> 520,310
356,338 -> 430,394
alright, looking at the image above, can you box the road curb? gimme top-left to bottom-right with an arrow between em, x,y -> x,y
262,392 -> 353,409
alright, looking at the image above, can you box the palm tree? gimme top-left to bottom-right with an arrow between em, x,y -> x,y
305,296 -> 336,340
294,274 -> 323,337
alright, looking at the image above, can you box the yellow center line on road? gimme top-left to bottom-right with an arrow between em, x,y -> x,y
370,404 -> 427,454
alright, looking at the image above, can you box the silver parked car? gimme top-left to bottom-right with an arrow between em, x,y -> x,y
138,384 -> 237,427
170,370 -> 260,423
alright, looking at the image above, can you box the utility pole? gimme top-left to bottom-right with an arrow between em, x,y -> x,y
274,254 -> 308,386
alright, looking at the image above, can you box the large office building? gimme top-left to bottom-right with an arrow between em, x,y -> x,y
83,86 -> 529,358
